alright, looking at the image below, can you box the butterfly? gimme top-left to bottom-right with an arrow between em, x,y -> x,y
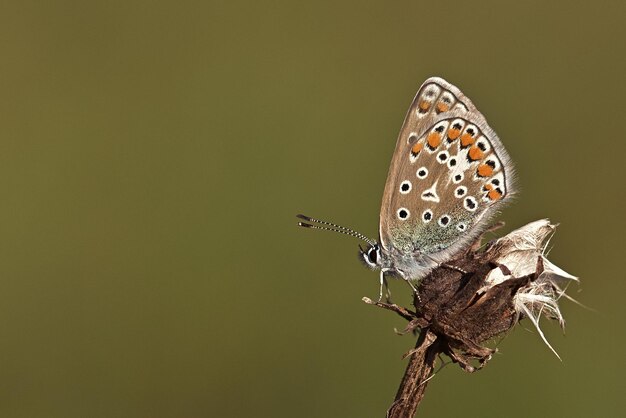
298,77 -> 515,299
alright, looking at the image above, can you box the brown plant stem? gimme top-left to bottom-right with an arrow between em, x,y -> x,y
386,330 -> 438,418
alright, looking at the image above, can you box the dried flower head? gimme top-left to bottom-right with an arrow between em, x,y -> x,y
367,219 -> 578,370
483,219 -> 578,358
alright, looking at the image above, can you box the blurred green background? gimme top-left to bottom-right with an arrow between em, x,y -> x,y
0,1 -> 624,417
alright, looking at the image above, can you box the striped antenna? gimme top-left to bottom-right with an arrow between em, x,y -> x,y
296,214 -> 376,246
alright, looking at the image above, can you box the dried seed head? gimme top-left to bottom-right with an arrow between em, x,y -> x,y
481,219 -> 578,358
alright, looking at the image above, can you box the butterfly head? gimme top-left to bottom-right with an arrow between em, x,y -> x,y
297,213 -> 389,270
359,243 -> 382,270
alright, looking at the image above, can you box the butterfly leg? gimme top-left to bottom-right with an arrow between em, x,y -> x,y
395,270 -> 419,300
402,276 -> 421,303
440,263 -> 468,274
423,253 -> 467,275
378,270 -> 392,303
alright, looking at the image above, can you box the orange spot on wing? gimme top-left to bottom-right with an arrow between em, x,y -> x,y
477,164 -> 494,177
468,146 -> 484,161
411,142 -> 423,155
436,102 -> 449,112
427,132 -> 442,149
460,133 -> 475,147
418,100 -> 431,111
447,128 -> 461,140
484,184 -> 494,191
488,188 -> 503,200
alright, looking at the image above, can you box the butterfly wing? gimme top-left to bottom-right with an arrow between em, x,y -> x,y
379,77 -> 515,263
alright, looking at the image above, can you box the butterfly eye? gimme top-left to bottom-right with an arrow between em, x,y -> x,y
367,247 -> 378,264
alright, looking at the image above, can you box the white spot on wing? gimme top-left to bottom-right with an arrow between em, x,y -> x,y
399,180 -> 412,194
475,136 -> 491,153
436,92 -> 456,113
455,186 -> 467,198
438,215 -> 451,227
421,180 -> 440,203
422,209 -> 433,223
415,84 -> 442,117
454,103 -> 468,112
397,207 -> 410,220
416,167 -> 429,179
464,196 -> 478,212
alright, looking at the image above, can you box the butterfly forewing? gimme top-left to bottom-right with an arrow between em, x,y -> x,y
379,78 -> 514,259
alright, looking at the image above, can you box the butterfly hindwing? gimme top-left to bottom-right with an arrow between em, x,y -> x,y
379,78 -> 514,259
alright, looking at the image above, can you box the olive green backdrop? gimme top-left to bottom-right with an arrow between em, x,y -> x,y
0,1 -> 623,417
